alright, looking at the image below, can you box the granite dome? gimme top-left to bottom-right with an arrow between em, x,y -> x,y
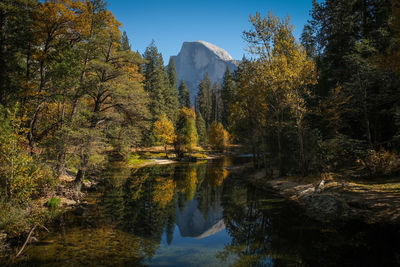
171,41 -> 238,102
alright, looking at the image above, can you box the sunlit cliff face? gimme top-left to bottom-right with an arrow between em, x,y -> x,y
172,41 -> 238,102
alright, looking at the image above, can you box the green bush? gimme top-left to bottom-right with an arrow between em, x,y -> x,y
46,197 -> 61,209
0,106 -> 55,203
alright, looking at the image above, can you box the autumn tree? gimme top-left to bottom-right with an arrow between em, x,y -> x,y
235,12 -> 317,175
175,107 -> 198,157
208,122 -> 230,152
154,114 -> 176,158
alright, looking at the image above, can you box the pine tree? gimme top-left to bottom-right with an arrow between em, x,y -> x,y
163,74 -> 180,123
196,112 -> 207,145
221,67 -> 236,128
167,57 -> 178,89
143,42 -> 169,121
196,73 -> 212,128
211,82 -> 222,123
178,80 -> 191,108
121,31 -> 131,51
0,0 -> 38,108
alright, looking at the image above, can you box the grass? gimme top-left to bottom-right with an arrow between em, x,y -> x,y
46,197 -> 61,209
347,181 -> 400,191
190,153 -> 207,159
143,152 -> 167,158
127,154 -> 151,166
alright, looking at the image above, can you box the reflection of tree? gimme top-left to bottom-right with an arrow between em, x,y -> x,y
100,165 -> 133,225
175,164 -> 199,204
152,177 -> 176,208
219,184 -> 275,267
196,158 -> 229,219
17,226 -> 155,266
165,196 -> 177,245
98,165 -> 179,260
185,167 -> 198,201
220,177 -> 400,267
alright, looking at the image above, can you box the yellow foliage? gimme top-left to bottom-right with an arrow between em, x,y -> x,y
179,107 -> 196,120
208,122 -> 230,151
0,106 -> 54,202
152,177 -> 176,208
153,114 -> 176,147
185,168 -> 198,201
363,148 -> 400,176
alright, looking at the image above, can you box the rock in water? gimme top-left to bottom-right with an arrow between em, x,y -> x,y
172,40 -> 238,102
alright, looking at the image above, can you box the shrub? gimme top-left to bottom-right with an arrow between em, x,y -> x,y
0,106 -> 55,203
46,197 -> 61,209
0,201 -> 30,238
362,148 -> 400,177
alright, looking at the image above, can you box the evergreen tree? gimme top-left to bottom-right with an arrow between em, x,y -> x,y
309,0 -> 396,146
221,67 -> 236,127
196,73 -> 212,128
167,57 -> 178,89
143,41 -> 179,123
196,112 -> 207,145
178,80 -> 191,108
0,0 -> 38,107
300,24 -> 317,59
163,76 -> 180,123
121,31 -> 131,51
211,82 -> 222,123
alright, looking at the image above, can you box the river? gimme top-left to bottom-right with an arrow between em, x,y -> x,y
13,156 -> 400,266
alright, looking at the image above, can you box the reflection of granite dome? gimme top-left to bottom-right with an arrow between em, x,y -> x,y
176,199 -> 225,239
171,41 -> 238,103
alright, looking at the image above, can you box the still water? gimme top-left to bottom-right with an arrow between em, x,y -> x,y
13,157 -> 400,266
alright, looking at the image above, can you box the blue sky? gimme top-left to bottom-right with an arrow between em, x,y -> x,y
107,0 -> 315,63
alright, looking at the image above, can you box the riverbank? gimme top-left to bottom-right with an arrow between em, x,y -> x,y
0,171 -> 93,263
246,169 -> 400,224
127,145 -> 237,168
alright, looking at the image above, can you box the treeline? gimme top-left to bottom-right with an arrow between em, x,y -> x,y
220,0 -> 400,178
0,0 -> 232,209
1,0 -> 149,203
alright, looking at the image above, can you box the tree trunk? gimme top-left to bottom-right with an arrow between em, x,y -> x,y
164,145 -> 169,159
74,169 -> 85,192
298,123 -> 306,176
252,141 -> 257,169
0,11 -> 8,107
276,114 -> 284,176
261,133 -> 268,177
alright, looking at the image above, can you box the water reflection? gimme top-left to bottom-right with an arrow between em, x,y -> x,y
220,181 -> 400,267
13,156 -> 400,267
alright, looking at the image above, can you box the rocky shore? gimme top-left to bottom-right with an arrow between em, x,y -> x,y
247,169 -> 400,224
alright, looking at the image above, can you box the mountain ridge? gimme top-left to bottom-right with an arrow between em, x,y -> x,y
172,41 -> 238,102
